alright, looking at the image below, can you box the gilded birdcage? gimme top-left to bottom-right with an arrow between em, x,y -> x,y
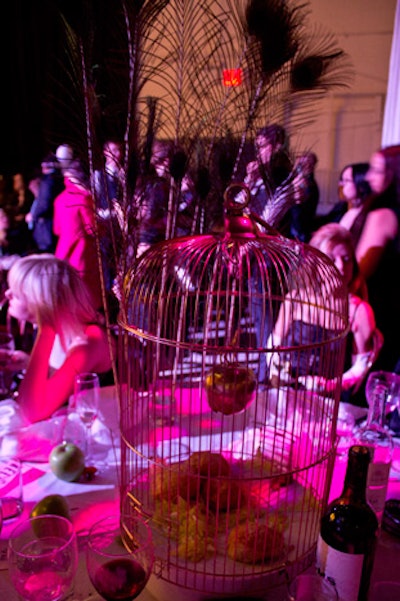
117,185 -> 348,601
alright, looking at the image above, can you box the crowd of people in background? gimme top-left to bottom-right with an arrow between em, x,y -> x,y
0,127 -> 399,421
242,126 -> 400,388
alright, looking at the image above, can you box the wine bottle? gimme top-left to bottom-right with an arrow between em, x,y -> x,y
353,381 -> 393,523
316,445 -> 378,601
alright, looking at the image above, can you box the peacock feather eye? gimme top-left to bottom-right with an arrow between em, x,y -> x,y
291,55 -> 326,91
245,0 -> 300,77
169,150 -> 188,181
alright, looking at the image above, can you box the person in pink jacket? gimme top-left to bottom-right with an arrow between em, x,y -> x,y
53,160 -> 103,310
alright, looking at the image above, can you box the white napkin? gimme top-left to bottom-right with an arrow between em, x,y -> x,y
0,399 -> 67,461
0,386 -> 119,463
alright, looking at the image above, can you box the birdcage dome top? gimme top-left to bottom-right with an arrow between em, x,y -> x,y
120,189 -> 349,353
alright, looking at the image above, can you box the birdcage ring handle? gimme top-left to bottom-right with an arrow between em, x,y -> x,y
223,182 -> 251,211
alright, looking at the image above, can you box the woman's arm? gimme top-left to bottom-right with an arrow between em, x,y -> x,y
17,324 -> 109,423
356,208 -> 398,279
297,298 -> 376,394
351,300 -> 375,354
340,299 -> 376,391
267,297 -> 296,385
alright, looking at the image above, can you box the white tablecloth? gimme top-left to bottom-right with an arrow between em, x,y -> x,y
1,388 -> 399,601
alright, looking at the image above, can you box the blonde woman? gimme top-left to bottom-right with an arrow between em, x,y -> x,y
4,254 -> 113,423
270,224 -> 377,403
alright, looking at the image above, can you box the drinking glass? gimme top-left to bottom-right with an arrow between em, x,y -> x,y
0,455 -> 24,519
0,331 -> 15,399
8,514 -> 78,601
366,371 -> 399,412
335,402 -> 356,460
74,372 -> 100,463
86,514 -> 154,601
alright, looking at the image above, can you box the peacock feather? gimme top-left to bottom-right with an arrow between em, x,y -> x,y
49,0 -> 353,323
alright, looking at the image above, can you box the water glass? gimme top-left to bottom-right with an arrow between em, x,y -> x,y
0,455 -> 23,519
8,514 -> 78,601
74,372 -> 100,462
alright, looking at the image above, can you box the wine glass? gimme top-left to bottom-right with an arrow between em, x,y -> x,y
86,514 -> 154,601
365,371 -> 400,431
336,402 -> 356,460
8,514 -> 78,601
74,372 -> 100,463
366,371 -> 399,409
0,331 -> 15,399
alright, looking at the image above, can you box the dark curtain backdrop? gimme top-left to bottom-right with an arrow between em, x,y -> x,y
1,1 -> 67,177
1,1 -> 129,180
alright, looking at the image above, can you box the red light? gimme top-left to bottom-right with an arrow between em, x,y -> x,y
223,68 -> 242,87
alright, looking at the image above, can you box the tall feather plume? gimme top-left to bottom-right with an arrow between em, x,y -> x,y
52,0 -> 353,323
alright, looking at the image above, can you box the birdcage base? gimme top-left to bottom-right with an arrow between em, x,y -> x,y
121,420 -> 332,601
142,500 -> 319,600
123,462 -> 323,599
146,548 -> 315,600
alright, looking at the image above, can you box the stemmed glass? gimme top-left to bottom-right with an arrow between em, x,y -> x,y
366,371 -> 400,474
365,370 -> 400,420
86,514 -> 154,601
74,372 -> 100,463
335,402 -> 357,460
8,514 -> 78,601
0,331 -> 15,399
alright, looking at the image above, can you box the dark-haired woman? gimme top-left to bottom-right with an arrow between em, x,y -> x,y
358,145 -> 400,372
317,162 -> 371,228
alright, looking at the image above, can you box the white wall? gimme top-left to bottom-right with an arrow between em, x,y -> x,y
303,0 -> 397,211
140,0 -> 397,213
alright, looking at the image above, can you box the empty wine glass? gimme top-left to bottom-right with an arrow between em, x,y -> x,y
365,371 -> 400,426
336,402 -> 356,460
74,372 -> 100,463
86,513 -> 154,601
366,371 -> 398,408
0,331 -> 15,399
8,514 -> 78,601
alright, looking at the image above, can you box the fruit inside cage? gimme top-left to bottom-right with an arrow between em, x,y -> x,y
119,208 -> 347,599
121,415 -> 332,598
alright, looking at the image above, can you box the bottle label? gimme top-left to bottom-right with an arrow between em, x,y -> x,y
317,535 -> 363,601
367,462 -> 391,487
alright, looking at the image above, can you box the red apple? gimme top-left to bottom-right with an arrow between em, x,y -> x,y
205,364 -> 256,415
49,442 -> 85,482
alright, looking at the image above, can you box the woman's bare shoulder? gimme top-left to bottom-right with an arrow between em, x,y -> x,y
349,294 -> 375,330
364,207 -> 398,238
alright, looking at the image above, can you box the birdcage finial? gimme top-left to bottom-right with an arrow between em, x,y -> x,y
223,183 -> 260,239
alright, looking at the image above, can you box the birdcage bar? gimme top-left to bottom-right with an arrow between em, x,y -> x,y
118,204 -> 348,599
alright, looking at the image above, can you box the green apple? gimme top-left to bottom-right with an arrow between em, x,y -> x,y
49,442 -> 85,482
31,494 -> 71,521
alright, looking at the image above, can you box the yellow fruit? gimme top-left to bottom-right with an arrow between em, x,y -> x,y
30,494 -> 71,521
